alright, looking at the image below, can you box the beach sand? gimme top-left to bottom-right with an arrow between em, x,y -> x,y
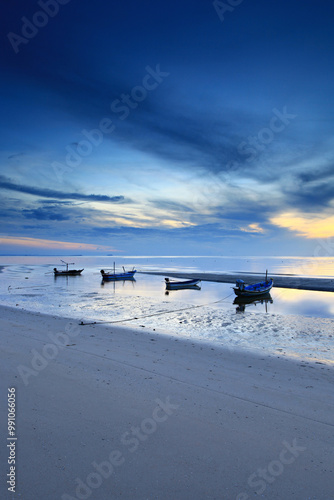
1,305 -> 333,499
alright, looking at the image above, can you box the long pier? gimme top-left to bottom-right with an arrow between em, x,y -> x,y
138,271 -> 334,292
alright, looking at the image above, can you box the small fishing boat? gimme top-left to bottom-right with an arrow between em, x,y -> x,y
233,272 -> 273,297
53,260 -> 83,276
100,263 -> 136,281
165,278 -> 201,290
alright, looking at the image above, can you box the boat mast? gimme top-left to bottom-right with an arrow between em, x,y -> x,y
61,259 -> 74,272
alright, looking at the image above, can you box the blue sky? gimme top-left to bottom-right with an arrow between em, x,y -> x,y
1,0 -> 334,256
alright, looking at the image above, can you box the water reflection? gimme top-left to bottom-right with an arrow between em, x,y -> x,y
0,258 -> 333,319
273,288 -> 334,317
165,285 -> 201,295
100,278 -> 136,292
54,274 -> 83,283
233,293 -> 273,314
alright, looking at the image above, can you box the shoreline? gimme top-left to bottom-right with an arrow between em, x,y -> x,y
1,304 -> 333,499
1,302 -> 333,367
2,297 -> 334,365
139,270 -> 334,292
0,303 -> 332,366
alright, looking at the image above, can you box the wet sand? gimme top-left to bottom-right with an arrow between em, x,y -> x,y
0,305 -> 333,499
140,270 -> 334,292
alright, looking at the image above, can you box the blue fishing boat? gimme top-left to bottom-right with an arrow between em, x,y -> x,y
100,263 -> 136,281
233,274 -> 273,297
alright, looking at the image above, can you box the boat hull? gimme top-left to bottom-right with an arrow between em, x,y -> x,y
101,271 -> 136,281
233,279 -> 273,297
165,279 -> 201,290
54,269 -> 83,276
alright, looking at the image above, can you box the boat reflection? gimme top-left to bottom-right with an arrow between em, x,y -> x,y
233,293 -> 273,313
101,278 -> 136,292
165,284 -> 201,295
54,273 -> 83,284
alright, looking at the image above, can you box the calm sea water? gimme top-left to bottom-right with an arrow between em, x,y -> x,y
1,255 -> 333,361
0,255 -> 333,320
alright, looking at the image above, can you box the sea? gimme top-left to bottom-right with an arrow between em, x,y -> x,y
1,255 -> 333,363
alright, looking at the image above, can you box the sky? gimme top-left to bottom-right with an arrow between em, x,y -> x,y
0,0 -> 334,256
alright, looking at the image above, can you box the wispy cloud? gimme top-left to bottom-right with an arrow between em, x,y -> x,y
240,223 -> 266,234
22,207 -> 70,221
0,176 -> 128,203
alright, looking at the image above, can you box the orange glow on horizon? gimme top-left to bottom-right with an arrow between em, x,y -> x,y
0,236 -> 116,252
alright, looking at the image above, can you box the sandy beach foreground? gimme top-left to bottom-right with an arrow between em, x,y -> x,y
1,305 -> 333,499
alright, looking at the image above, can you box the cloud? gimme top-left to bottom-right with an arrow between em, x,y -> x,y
8,152 -> 24,159
270,211 -> 334,238
148,199 -> 195,214
38,200 -> 75,205
113,105 -> 258,176
1,1 -> 333,256
240,223 -> 266,234
278,156 -> 334,211
22,208 -> 70,221
0,176 -> 127,203
288,181 -> 334,210
297,163 -> 334,184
